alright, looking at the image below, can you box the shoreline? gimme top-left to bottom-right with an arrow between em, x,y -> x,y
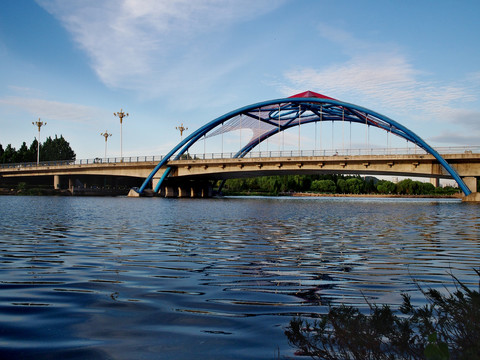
288,192 -> 462,199
1,187 -> 462,199
221,190 -> 462,199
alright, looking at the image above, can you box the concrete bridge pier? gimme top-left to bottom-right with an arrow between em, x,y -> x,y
54,175 -> 74,191
462,177 -> 478,193
54,175 -> 61,189
191,183 -> 212,198
462,176 -> 480,202
178,186 -> 190,198
164,186 -> 178,198
430,177 -> 440,187
202,184 -> 212,198
161,182 -> 212,198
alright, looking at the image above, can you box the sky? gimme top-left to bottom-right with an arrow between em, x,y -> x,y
1,0 -> 479,160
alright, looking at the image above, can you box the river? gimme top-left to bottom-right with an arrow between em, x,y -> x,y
0,195 -> 479,359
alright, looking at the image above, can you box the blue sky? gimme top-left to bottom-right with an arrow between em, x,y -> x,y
1,0 -> 479,159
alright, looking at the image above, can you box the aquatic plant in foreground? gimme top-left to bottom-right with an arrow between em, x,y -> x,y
285,270 -> 480,360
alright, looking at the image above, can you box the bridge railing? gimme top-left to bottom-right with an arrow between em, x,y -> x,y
187,146 -> 480,160
0,155 -> 165,169
1,146 -> 478,169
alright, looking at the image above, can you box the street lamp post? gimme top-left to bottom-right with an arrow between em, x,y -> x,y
176,123 -> 188,141
100,131 -> 112,159
114,109 -> 129,159
32,118 -> 46,165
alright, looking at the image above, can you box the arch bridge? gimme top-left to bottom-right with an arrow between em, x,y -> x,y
132,91 -> 477,199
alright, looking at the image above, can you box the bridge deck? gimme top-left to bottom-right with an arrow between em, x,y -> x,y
1,152 -> 479,180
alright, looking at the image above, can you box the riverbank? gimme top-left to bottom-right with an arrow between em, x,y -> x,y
289,192 -> 462,199
0,187 -> 128,196
1,186 -> 462,199
221,189 -> 462,199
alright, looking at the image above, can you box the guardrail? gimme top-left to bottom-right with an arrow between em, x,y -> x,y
174,146 -> 480,160
0,155 -> 165,169
1,146 -> 479,169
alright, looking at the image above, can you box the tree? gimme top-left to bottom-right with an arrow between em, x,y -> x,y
1,144 -> 17,163
336,178 -> 347,193
346,178 -> 363,194
364,177 -> 377,194
377,180 -> 396,194
312,179 -> 336,193
17,142 -> 35,163
420,182 -> 435,195
39,135 -> 76,161
396,179 -> 425,195
0,136 -> 76,164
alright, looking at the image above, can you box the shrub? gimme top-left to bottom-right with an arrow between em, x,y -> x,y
285,270 -> 480,360
312,180 -> 336,193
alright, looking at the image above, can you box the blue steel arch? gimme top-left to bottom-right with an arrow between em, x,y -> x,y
137,92 -> 471,195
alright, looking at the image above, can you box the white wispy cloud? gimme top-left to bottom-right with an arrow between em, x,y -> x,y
0,96 -> 107,123
282,54 -> 476,121
36,0 -> 284,101
280,24 -> 480,140
429,132 -> 480,146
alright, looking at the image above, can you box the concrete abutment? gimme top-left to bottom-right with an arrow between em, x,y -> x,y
127,181 -> 212,198
462,192 -> 480,202
462,177 -> 478,193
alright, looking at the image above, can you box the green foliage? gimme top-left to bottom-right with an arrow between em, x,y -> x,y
1,144 -> 18,163
425,333 -> 450,360
336,178 -> 347,193
377,180 -> 396,194
345,178 -> 363,194
311,180 -> 336,193
223,175 -> 322,195
395,179 -> 437,195
16,182 -> 27,192
0,135 -> 75,163
180,153 -> 193,160
285,271 -> 480,360
40,135 -> 76,161
17,142 -> 35,162
222,174 -> 458,196
434,186 -> 462,196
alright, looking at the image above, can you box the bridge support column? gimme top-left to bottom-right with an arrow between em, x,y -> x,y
54,175 -> 61,189
201,184 -> 212,198
158,186 -> 165,197
430,177 -> 440,188
461,177 -> 480,202
178,186 -> 190,198
164,186 -> 177,198
462,177 -> 477,193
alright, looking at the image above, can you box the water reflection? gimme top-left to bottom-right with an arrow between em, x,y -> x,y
0,196 -> 478,359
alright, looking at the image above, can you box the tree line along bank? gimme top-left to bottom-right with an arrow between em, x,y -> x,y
0,136 -> 76,164
221,174 -> 463,196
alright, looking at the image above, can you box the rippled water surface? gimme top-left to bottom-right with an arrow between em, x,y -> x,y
0,195 -> 479,359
